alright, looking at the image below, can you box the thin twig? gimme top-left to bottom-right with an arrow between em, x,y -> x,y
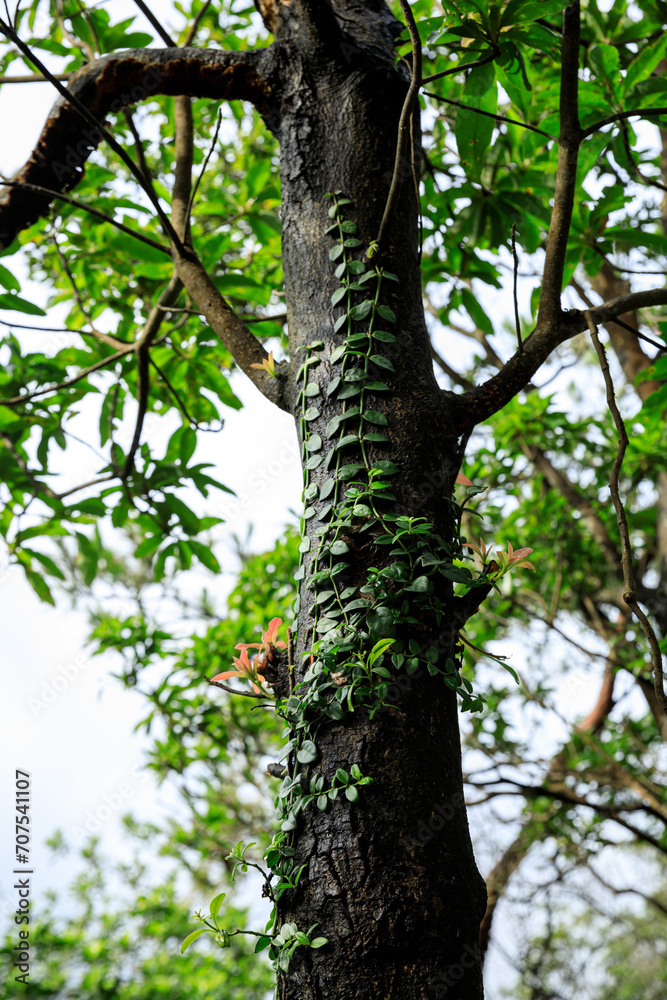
0,345 -> 134,406
131,0 -> 177,46
147,354 -> 196,426
582,106 -> 667,138
427,93 -> 555,140
0,317 -> 129,341
122,108 -> 154,188
0,178 -> 171,255
376,0 -> 422,252
511,223 -> 522,352
186,109 -> 222,222
52,238 -> 127,349
571,276 -> 666,353
0,72 -> 71,83
586,311 -> 667,714
121,275 -> 182,479
619,121 -> 667,194
184,0 -> 214,45
57,475 -> 114,500
208,677 -> 270,700
421,48 -> 497,86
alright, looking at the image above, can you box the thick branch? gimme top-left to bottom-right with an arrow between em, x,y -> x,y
538,1 -> 581,326
456,288 -> 667,432
174,252 -> 288,410
0,45 -> 274,250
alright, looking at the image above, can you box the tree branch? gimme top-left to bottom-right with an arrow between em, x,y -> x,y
0,44 -> 275,250
538,1 -> 582,327
582,106 -> 667,138
173,252 -> 288,410
427,92 -> 555,141
376,0 -> 421,253
0,178 -> 171,256
455,287 -> 667,432
0,18 -> 184,247
586,312 -> 667,716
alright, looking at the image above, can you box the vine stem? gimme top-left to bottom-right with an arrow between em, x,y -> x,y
376,0 -> 422,253
586,312 -> 667,714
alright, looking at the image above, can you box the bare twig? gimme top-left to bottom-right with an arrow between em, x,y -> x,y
208,677 -> 270,700
0,317 -> 129,341
428,94 -> 555,141
52,239 -> 127,350
586,311 -> 667,714
582,105 -> 667,138
184,0 -> 214,45
0,72 -> 71,83
421,48 -> 497,86
0,178 -> 170,256
376,0 -> 422,253
511,223 -> 523,352
430,344 -> 474,389
619,121 -> 667,194
132,0 -> 177,46
0,345 -> 134,406
186,109 -> 222,222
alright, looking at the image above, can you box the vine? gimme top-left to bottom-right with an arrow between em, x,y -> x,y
184,192 -> 534,987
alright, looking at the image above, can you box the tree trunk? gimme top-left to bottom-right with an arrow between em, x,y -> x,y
272,7 -> 487,998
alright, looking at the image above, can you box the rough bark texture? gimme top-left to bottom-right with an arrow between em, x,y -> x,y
266,3 -> 487,997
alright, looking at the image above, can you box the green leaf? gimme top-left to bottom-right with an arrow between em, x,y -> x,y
297,740 -> 318,763
376,304 -> 396,323
0,263 -> 20,292
454,62 -> 498,182
349,300 -> 373,321
363,410 -> 389,426
209,892 -> 226,921
370,355 -> 394,372
181,928 -> 211,953
624,35 -> 667,97
0,292 -> 46,315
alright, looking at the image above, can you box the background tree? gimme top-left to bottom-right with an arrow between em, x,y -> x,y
1,1 -> 667,998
